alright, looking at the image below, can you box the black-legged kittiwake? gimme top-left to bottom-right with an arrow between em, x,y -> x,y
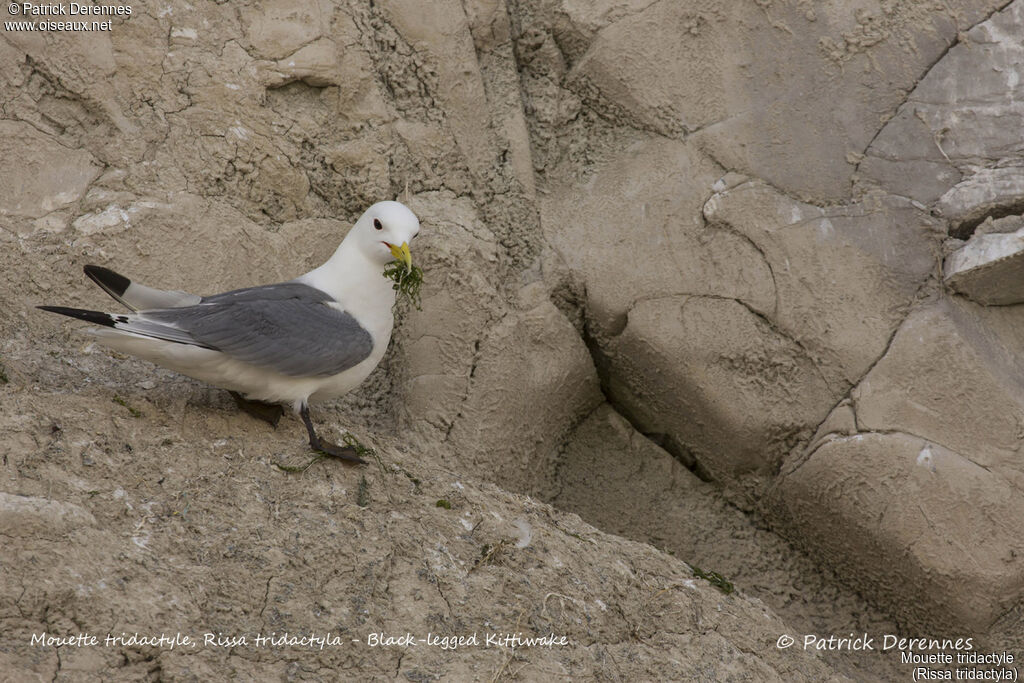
39,200 -> 420,464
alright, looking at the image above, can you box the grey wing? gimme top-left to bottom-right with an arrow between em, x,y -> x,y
144,284 -> 374,377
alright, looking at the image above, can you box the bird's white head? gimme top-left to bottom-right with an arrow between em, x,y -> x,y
348,200 -> 420,269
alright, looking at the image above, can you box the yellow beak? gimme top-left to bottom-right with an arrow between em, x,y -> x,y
389,242 -> 412,270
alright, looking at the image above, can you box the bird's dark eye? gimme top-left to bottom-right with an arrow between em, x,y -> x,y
373,218 -> 383,231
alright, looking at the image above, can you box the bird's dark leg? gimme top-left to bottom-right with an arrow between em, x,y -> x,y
299,403 -> 366,464
229,391 -> 284,428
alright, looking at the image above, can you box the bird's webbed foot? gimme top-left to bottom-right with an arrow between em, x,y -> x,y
299,404 -> 368,465
310,439 -> 367,464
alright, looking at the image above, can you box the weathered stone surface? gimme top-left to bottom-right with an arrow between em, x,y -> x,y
853,300 -> 1024,492
380,202 -> 496,444
945,224 -> 1024,305
442,284 -> 602,489
574,177 -> 939,495
566,1 -> 727,138
603,295 -> 836,492
704,181 -> 942,389
0,492 -> 96,538
382,0 -> 534,196
241,0 -> 329,59
935,167 -> 1024,231
268,38 -> 344,87
539,403 -> 909,681
557,1 -> 1005,201
0,121 -> 101,219
66,193 -> 352,293
773,432 -> 1024,633
976,215 -> 1024,236
537,404 -> 707,546
859,2 -> 1024,211
774,290 -> 1024,633
395,193 -> 602,492
0,388 -> 843,681
542,137 -> 772,340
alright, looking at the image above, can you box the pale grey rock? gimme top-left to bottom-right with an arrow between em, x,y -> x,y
935,166 -> 1024,234
441,283 -> 603,489
945,225 -> 1024,305
855,157 -> 962,206
860,2 -> 1024,209
557,1 -> 1003,201
975,215 -> 1024,236
382,0 -> 510,189
546,165 -> 940,500
268,38 -> 344,88
566,1 -> 726,138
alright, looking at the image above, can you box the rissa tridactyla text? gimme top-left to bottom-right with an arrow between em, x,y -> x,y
39,200 -> 421,464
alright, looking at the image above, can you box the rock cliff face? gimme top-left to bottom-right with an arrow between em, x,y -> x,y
3,0 -> 1024,679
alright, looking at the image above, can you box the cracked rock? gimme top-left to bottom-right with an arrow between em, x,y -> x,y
704,181 -> 942,389
0,120 -> 101,220
859,1 -> 1024,207
542,136 -> 767,340
603,295 -> 835,495
935,166 -> 1024,238
771,431 -> 1024,633
241,0 -> 329,60
945,222 -> 1024,305
853,299 -> 1024,488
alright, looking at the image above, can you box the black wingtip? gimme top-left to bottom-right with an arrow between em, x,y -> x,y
84,265 -> 131,297
37,305 -> 121,327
